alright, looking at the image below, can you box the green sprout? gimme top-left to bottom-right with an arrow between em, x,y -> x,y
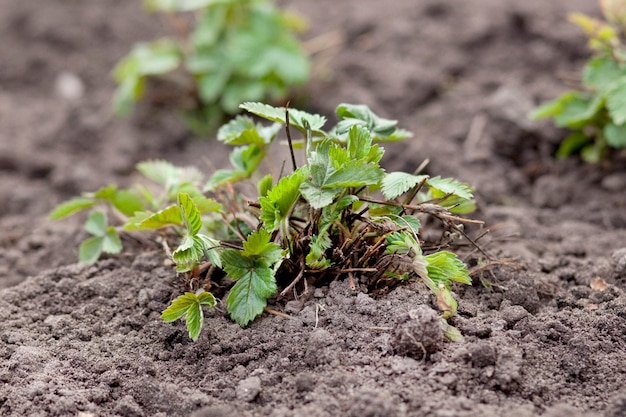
51,102 -> 481,341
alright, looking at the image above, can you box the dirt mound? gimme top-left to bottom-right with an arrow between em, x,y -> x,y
1,0 -> 625,415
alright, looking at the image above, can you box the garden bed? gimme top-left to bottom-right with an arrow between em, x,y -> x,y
1,0 -> 626,416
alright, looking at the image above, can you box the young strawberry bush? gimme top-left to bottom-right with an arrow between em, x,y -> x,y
113,0 -> 309,134
532,0 -> 626,162
51,102 -> 482,342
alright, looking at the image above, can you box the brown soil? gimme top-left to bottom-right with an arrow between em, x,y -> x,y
2,0 -> 626,416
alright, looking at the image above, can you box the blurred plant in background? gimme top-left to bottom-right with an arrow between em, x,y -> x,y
533,0 -> 626,162
113,0 -> 310,135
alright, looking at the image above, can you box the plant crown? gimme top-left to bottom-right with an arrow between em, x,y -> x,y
532,0 -> 626,162
113,0 -> 309,134
51,102 -> 479,342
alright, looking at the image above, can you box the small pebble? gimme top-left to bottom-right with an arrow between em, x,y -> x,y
500,305 -> 529,327
355,292 -> 377,315
294,373 -> 315,392
54,71 -> 85,101
601,173 -> 626,192
236,376 -> 261,402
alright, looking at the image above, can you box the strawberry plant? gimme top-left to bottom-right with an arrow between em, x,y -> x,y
532,0 -> 626,162
51,102 -> 482,342
113,0 -> 309,134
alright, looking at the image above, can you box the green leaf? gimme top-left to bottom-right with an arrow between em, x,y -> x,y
217,116 -> 281,146
241,229 -> 283,265
112,75 -> 143,116
184,298 -> 204,341
301,139 -> 382,201
221,249 -> 252,280
390,215 -> 422,235
316,195 -> 359,237
193,196 -> 222,213
607,78 -> 626,125
347,124 -> 372,159
49,197 -> 96,220
178,193 -> 203,235
425,251 -> 471,286
604,121 -> 626,148
173,234 -> 221,271
299,143 -> 347,208
114,40 -> 181,79
111,40 -> 180,116
137,160 -> 178,185
197,67 -> 230,103
532,90 -> 603,128
556,132 -> 591,158
111,189 -> 145,216
223,249 -> 277,326
161,292 -> 197,322
259,169 -> 306,232
240,102 -> 327,134
383,128 -> 413,142
196,290 -> 216,306
347,125 -> 384,163
306,232 -> 332,269
369,203 -> 402,217
79,236 -> 104,264
137,160 -> 203,190
204,170 -> 236,191
531,93 -> 575,120
102,227 -> 123,254
135,185 -> 157,209
258,174 -> 273,198
440,319 -> 464,342
231,145 -> 265,175
299,182 -> 340,209
335,103 -> 395,134
124,211 -> 153,229
79,212 -> 121,263
161,291 -> 216,342
333,194 -> 359,211
583,57 -> 624,92
172,193 -> 218,271
307,141 -> 334,185
221,231 -> 282,327
220,80 -> 267,114
125,205 -> 182,230
145,0 -> 216,12
174,182 -> 206,200
381,172 -> 428,200
581,144 -> 604,163
201,234 -> 223,269
217,116 -> 265,146
426,176 -> 474,201
386,230 -> 419,257
84,211 -> 108,236
324,160 -> 384,188
264,46 -> 309,83
447,198 -> 476,215
93,184 -> 117,200
93,185 -> 144,216
555,93 -> 603,128
334,103 -> 411,141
